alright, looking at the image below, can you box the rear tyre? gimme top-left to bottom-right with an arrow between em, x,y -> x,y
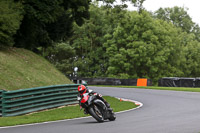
88,104 -> 104,122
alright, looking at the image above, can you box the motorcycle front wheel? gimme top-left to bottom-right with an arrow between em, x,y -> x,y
108,112 -> 116,121
88,104 -> 104,122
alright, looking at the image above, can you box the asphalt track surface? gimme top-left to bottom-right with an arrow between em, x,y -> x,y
1,86 -> 200,133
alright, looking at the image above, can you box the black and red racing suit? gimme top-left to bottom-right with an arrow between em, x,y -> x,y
77,89 -> 110,110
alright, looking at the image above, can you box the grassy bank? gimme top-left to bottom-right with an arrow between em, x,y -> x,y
0,47 -> 72,91
0,96 -> 138,127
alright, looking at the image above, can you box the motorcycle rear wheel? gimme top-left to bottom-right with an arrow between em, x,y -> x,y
88,104 -> 104,122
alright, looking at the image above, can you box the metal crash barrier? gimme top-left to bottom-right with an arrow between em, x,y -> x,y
0,84 -> 81,117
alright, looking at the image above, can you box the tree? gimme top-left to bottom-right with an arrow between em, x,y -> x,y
69,2 -> 131,78
45,42 -> 76,76
154,6 -> 200,78
131,0 -> 146,13
70,4 -> 110,77
154,6 -> 194,33
0,0 -> 23,47
43,2 -> 200,84
191,24 -> 200,42
178,32 -> 200,77
14,0 -> 91,50
104,11 -> 184,82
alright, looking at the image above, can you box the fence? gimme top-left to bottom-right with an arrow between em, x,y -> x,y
72,78 -> 152,86
158,77 -> 200,87
0,84 -> 80,117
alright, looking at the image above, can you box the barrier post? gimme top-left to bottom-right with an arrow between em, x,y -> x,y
1,90 -> 6,117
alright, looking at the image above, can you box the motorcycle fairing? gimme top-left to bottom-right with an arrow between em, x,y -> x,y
81,93 -> 89,103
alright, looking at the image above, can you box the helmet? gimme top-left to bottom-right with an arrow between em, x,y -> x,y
78,85 -> 87,95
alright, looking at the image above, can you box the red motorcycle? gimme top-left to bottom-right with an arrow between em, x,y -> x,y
79,92 -> 116,122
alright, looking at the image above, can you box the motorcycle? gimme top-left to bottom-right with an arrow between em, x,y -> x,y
78,92 -> 116,122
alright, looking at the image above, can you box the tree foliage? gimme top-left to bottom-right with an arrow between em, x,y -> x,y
70,4 -> 110,77
154,6 -> 195,33
13,0 -> 91,50
154,6 -> 200,42
2,0 -> 200,85
45,42 -> 76,76
131,0 -> 145,12
59,3 -> 200,84
104,11 -> 185,81
0,0 -> 23,47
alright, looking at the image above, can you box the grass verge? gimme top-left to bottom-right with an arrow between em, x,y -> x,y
91,85 -> 200,92
0,96 -> 138,127
133,86 -> 200,92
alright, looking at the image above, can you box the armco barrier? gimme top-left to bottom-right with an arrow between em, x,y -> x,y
1,84 -> 80,117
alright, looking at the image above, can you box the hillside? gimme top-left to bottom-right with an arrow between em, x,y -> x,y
0,47 -> 73,91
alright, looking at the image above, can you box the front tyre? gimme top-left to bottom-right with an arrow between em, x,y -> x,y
88,104 -> 104,122
108,112 -> 116,121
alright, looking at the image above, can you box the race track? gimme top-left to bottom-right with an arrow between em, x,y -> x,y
1,86 -> 200,133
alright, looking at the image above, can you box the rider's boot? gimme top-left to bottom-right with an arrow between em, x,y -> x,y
105,102 -> 113,111
84,109 -> 89,114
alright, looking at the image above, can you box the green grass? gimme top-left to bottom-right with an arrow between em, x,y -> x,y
133,86 -> 200,92
0,47 -> 72,91
0,96 -> 138,127
91,85 -> 200,92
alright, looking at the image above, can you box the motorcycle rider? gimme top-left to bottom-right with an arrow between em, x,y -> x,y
77,85 -> 112,114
